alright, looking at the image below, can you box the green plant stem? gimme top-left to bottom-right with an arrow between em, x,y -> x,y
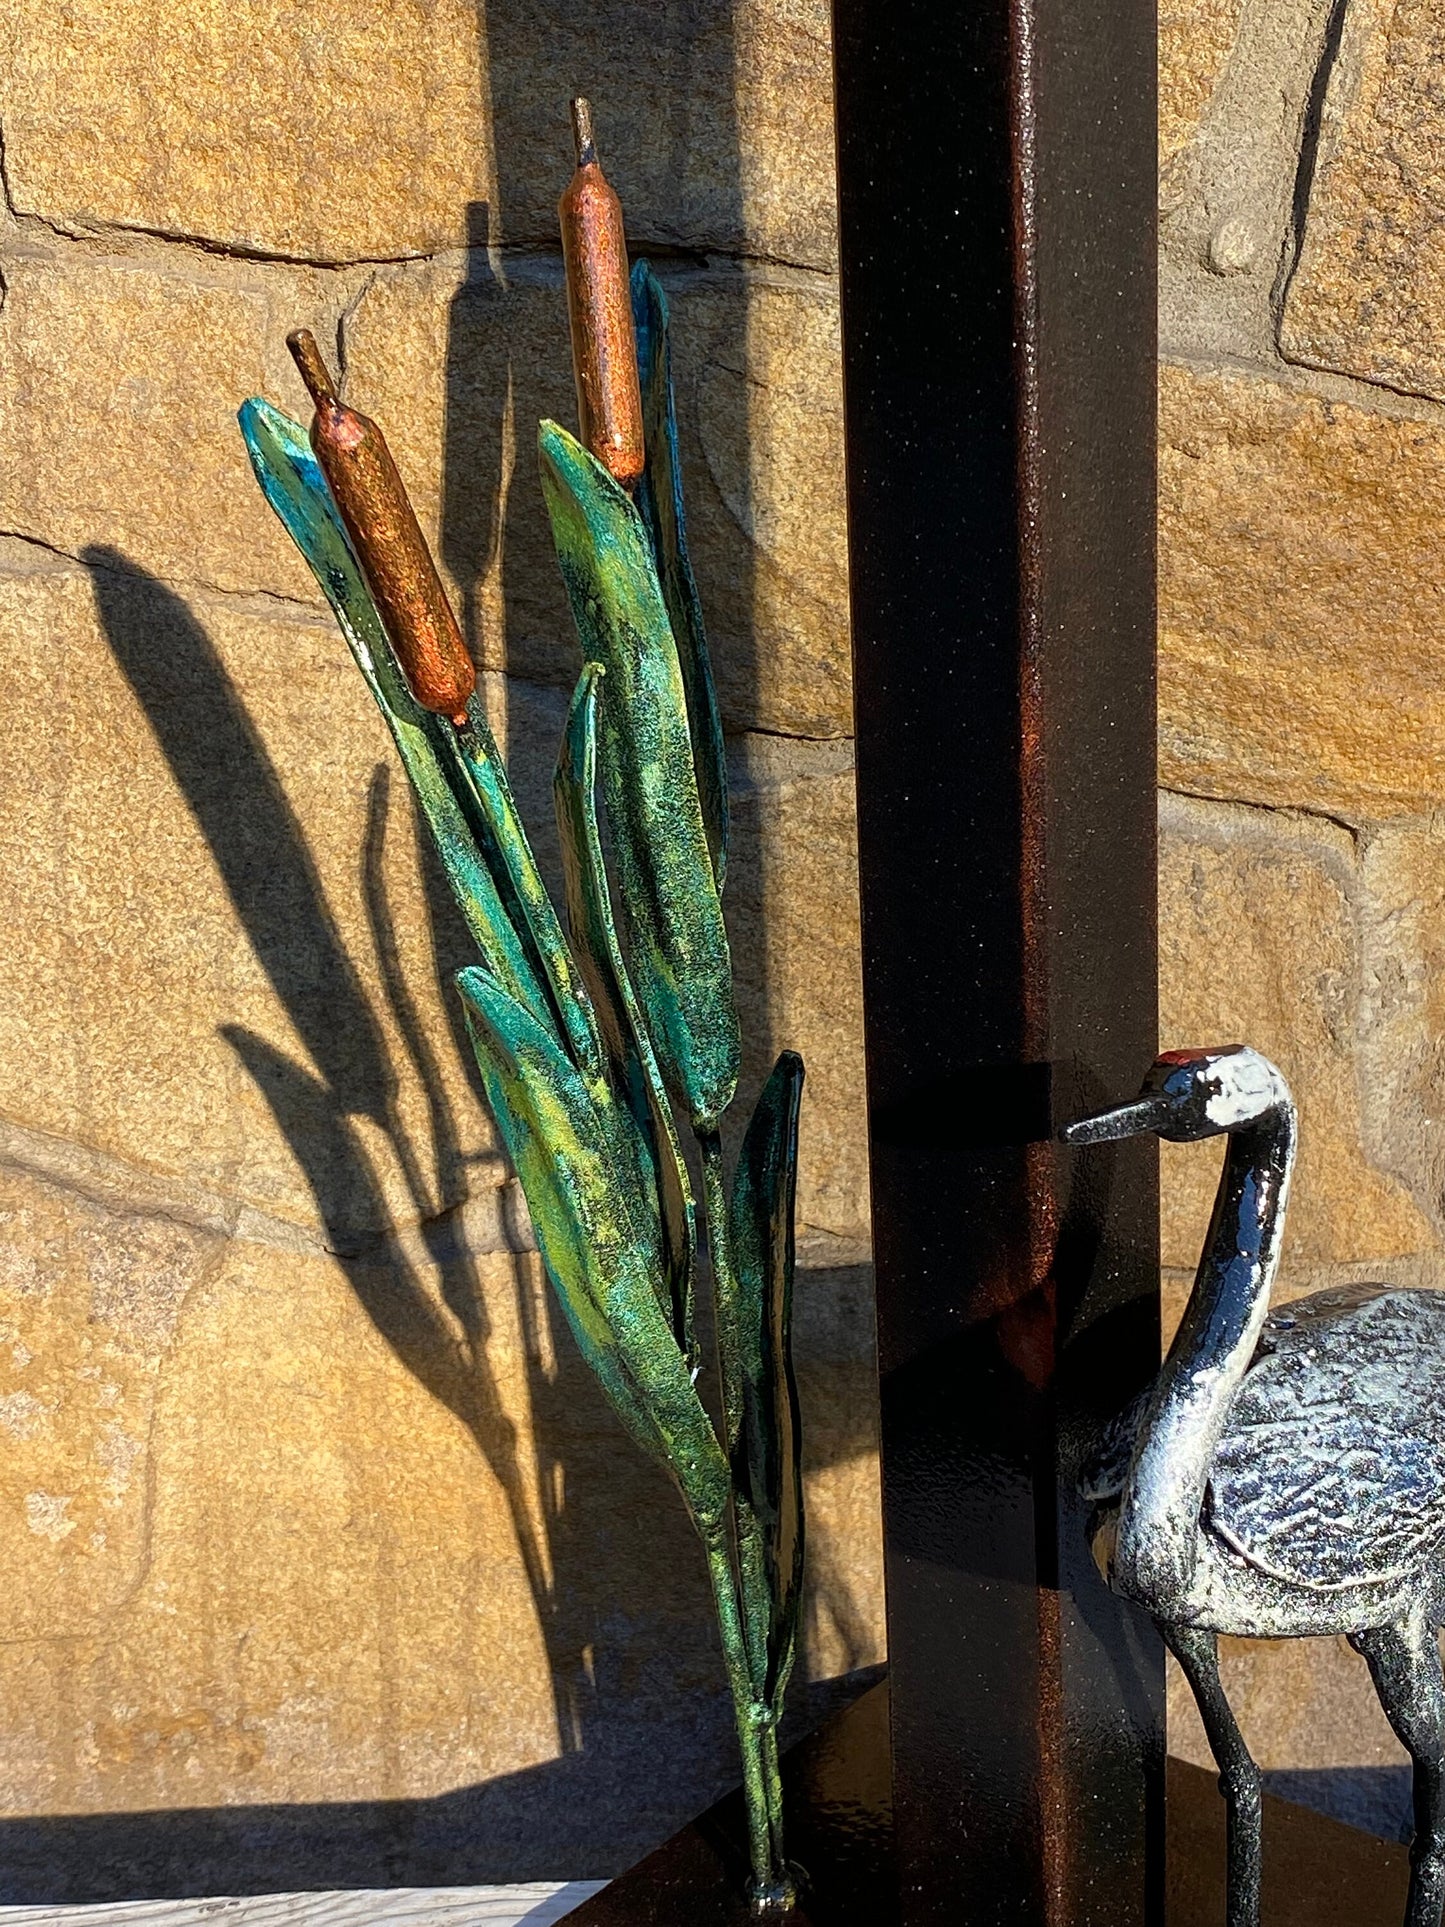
702,1530 -> 789,1905
699,1131 -> 792,1908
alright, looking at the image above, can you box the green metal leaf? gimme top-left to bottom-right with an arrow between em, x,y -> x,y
729,1051 -> 806,1709
239,397 -> 603,1087
538,417 -> 740,1132
630,261 -> 729,892
456,964 -> 732,1529
447,712 -> 605,1086
554,663 -> 697,1366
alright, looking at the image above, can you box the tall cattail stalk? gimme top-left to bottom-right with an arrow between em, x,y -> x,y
238,102 -> 804,1913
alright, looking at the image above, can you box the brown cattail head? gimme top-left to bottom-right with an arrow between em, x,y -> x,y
559,98 -> 645,489
287,330 -> 475,726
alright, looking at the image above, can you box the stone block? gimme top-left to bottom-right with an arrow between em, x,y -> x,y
0,250 -> 330,602
1353,819 -> 1445,1260
1159,791 -> 1433,1275
0,1208 -> 554,1819
1160,0 -> 1246,164
0,1159 -> 878,1863
1282,0 -> 1445,401
341,259 -> 851,739
0,0 -> 489,265
1160,360 -> 1445,818
0,549 -> 506,1244
0,0 -> 834,269
0,1161 -> 223,1652
792,1265 -> 882,1681
726,736 -> 869,1255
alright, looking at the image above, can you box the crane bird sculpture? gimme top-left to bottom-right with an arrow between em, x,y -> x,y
1065,1045 -> 1445,1927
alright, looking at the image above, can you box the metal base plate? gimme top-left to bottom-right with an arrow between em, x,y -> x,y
567,1679 -> 1408,1924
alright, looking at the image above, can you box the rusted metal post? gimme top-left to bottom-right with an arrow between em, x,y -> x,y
830,0 -> 1162,1919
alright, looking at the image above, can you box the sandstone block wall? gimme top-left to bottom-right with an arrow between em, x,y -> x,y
1,0 -> 1442,1888
0,0 -> 879,1897
1162,0 -> 1445,1839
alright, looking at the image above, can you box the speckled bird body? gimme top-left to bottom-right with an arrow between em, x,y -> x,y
1089,1282 -> 1445,1639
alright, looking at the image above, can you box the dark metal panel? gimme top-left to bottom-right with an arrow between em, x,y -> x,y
561,1691 -> 1405,1926
829,0 -> 1161,1917
566,1682 -> 895,1925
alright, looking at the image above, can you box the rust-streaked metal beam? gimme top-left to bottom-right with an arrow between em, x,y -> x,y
830,0 -> 1161,1915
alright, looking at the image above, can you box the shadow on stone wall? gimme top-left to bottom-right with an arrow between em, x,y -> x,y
1262,1765 -> 1413,1847
38,3 -> 871,1890
77,536 -> 875,1888
84,550 -> 580,1717
0,1668 -> 883,1902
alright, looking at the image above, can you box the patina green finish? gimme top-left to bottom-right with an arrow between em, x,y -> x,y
539,419 -> 738,1136
238,262 -> 804,1910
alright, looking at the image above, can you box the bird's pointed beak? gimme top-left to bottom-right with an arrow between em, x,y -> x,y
1059,1093 -> 1176,1146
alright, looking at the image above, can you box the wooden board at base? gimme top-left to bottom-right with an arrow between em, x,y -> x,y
0,1882 -> 606,1927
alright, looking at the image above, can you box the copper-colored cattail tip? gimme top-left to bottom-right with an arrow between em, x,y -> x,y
288,329 -> 339,409
559,95 -> 644,487
570,96 -> 597,168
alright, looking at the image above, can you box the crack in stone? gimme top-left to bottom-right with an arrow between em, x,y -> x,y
336,268 -> 381,390
1273,0 -> 1353,336
0,1108 -> 541,1274
0,136 -> 835,286
1158,347 -> 1445,429
0,529 -> 327,619
1160,783 -> 1364,852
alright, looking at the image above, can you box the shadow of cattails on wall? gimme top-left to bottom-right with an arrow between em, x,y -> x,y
7,0 -> 877,1897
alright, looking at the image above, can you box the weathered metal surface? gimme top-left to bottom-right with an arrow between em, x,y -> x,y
566,1680 -> 896,1926
559,98 -> 646,490
1066,1044 -> 1445,1927
1217,1290 -> 1445,1592
630,263 -> 728,889
538,417 -> 740,1136
285,329 -> 476,724
554,662 -> 698,1358
240,243 -> 801,1907
831,0 -> 1160,1915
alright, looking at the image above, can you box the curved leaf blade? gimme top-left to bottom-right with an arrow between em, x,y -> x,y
555,664 -> 697,1365
240,397 -> 603,1083
448,707 -> 606,1086
729,1051 -> 806,1708
538,418 -> 740,1131
456,965 -> 732,1529
631,261 -> 729,891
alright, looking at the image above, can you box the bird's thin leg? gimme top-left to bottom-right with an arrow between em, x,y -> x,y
1161,1620 -> 1261,1927
1351,1616 -> 1445,1927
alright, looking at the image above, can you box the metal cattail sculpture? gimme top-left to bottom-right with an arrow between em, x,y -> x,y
238,99 -> 803,1913
559,97 -> 646,490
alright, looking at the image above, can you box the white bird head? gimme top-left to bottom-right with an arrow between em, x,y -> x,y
1061,1045 -> 1293,1146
